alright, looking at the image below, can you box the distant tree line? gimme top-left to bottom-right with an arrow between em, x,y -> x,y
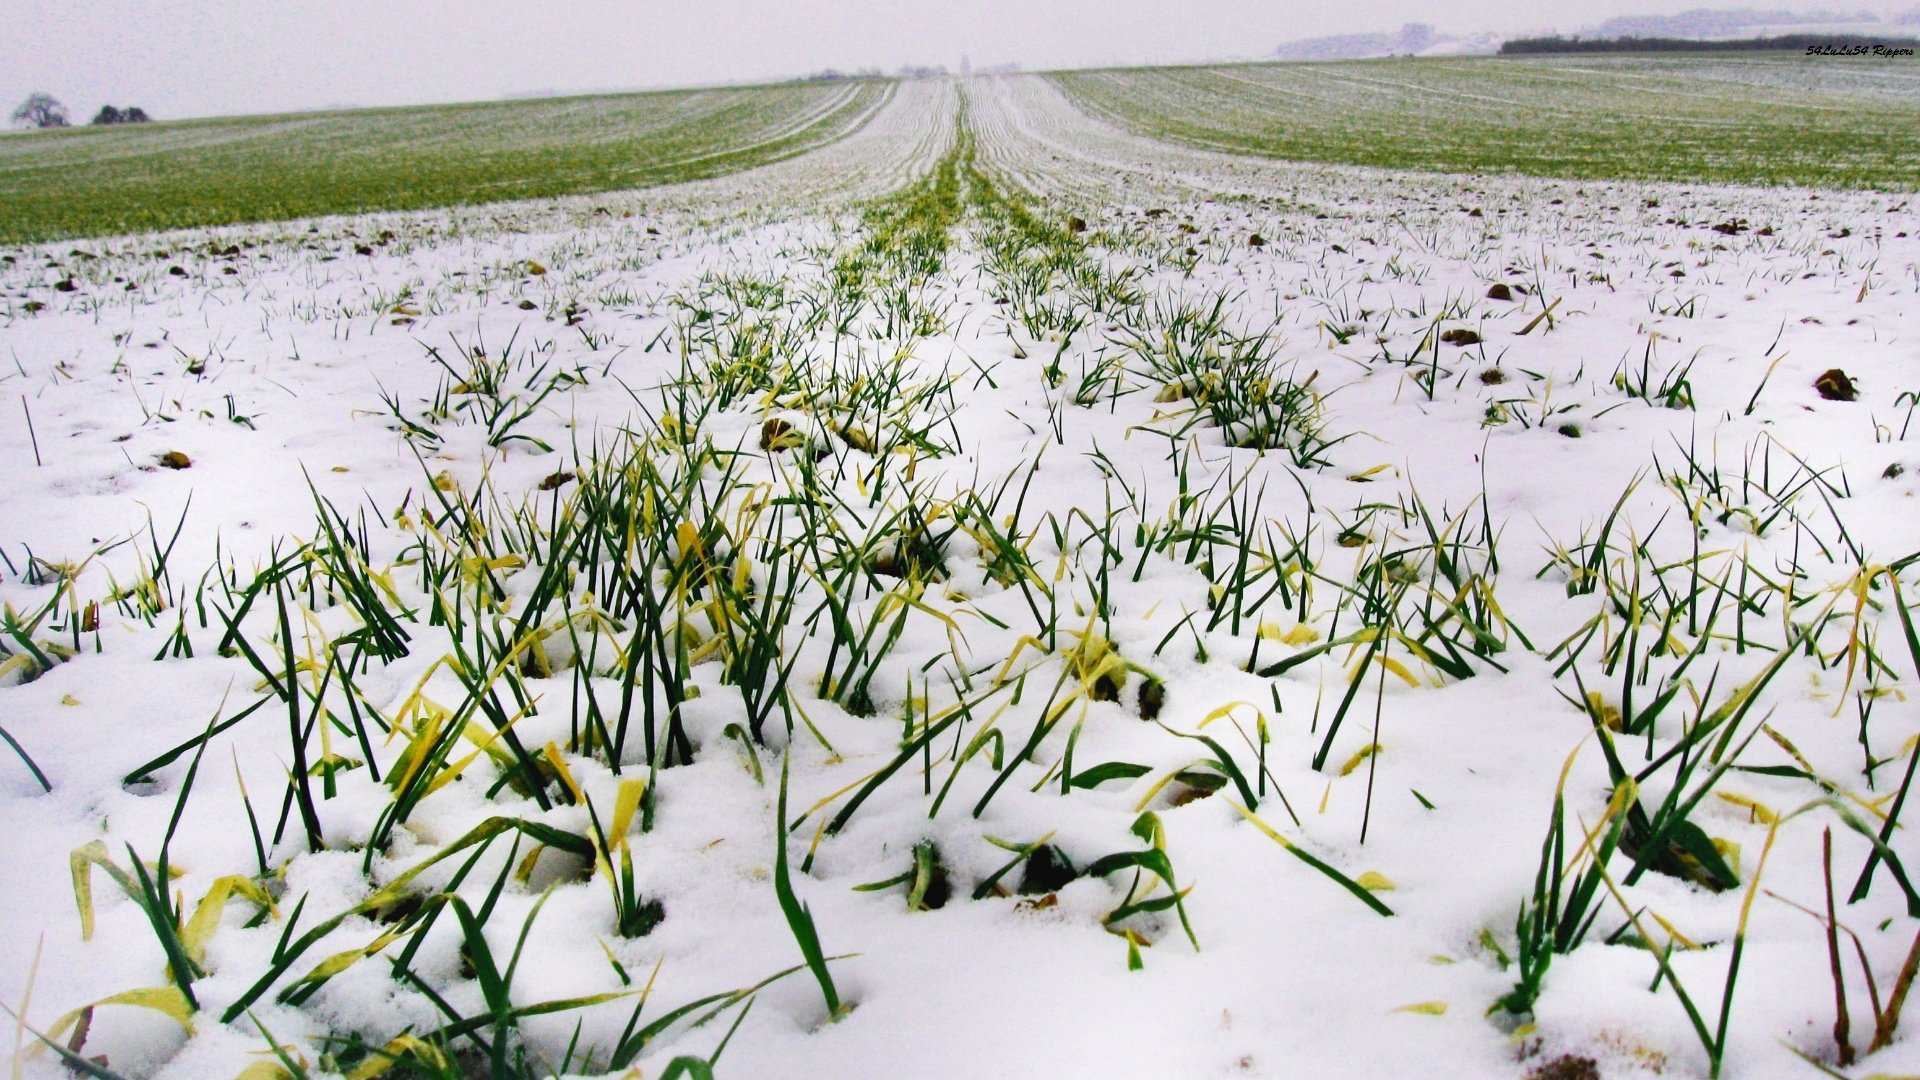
801,67 -> 886,82
10,93 -> 152,130
1501,33 -> 1920,54
801,64 -> 951,81
91,105 -> 151,125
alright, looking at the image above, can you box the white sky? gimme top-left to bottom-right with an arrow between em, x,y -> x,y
4,0 -> 1913,121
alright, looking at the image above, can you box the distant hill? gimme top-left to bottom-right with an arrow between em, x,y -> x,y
1501,31 -> 1920,54
1273,9 -> 1920,61
1270,23 -> 1501,61
1502,8 -> 1920,55
1578,7 -> 1894,39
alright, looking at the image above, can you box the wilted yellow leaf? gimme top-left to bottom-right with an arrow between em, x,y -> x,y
1375,654 -> 1419,687
1715,791 -> 1777,825
34,985 -> 195,1058
1339,743 -> 1381,776
1259,622 -> 1321,646
676,520 -> 703,561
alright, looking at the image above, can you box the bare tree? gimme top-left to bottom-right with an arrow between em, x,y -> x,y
11,93 -> 70,129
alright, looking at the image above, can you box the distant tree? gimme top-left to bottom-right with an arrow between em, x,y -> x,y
89,105 -> 151,125
11,92 -> 70,129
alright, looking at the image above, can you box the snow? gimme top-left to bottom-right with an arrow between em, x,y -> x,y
3,73 -> 1919,1079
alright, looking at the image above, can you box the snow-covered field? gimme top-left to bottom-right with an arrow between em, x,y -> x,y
1050,55 -> 1920,189
3,74 -> 1919,1079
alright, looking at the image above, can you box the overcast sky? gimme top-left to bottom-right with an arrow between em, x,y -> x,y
5,0 -> 1913,121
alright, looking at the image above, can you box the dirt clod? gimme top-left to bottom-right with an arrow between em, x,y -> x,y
760,417 -> 798,451
1019,845 -> 1077,894
1138,677 -> 1166,721
1814,368 -> 1857,401
1525,1056 -> 1599,1080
